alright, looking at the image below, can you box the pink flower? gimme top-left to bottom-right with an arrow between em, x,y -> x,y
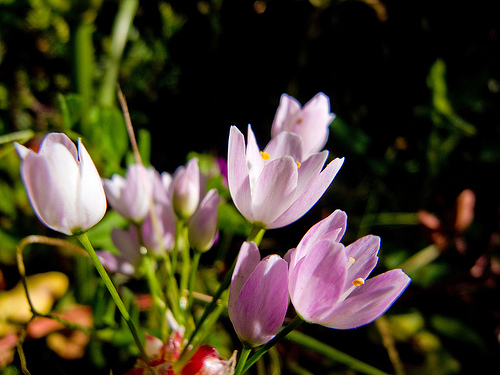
228,242 -> 289,347
227,125 -> 343,229
14,133 -> 106,235
172,158 -> 202,219
271,92 -> 335,157
288,210 -> 411,329
188,189 -> 220,252
103,164 -> 154,223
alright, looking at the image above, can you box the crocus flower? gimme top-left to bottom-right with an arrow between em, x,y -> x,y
227,125 -> 343,229
228,242 -> 289,347
172,158 -> 201,219
188,188 -> 220,252
287,210 -> 411,329
271,92 -> 335,157
103,163 -> 154,223
14,133 -> 106,235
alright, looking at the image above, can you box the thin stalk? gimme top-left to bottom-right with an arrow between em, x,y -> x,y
242,315 -> 304,373
233,347 -> 252,375
188,250 -> 202,315
142,252 -> 167,338
285,330 -> 391,375
16,328 -> 31,375
173,292 -> 228,372
76,233 -> 147,361
182,224 -> 266,355
179,225 -> 191,316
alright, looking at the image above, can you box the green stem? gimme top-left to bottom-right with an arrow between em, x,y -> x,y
142,252 -> 167,338
242,315 -> 304,373
188,250 -> 202,315
234,347 -> 252,375
180,226 -> 191,315
173,291 -> 228,372
247,224 -> 265,245
76,233 -> 147,362
16,327 -> 31,375
285,330 -> 391,375
182,223 -> 266,355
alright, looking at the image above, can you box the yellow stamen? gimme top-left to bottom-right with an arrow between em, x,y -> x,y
352,278 -> 365,287
296,162 -> 301,168
260,151 -> 270,160
348,257 -> 355,264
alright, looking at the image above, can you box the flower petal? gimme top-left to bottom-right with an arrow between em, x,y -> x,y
228,241 -> 261,318
268,157 -> 344,229
318,269 -> 411,329
227,126 -> 254,223
297,93 -> 334,155
21,143 -> 79,234
344,235 -> 380,286
76,138 -> 107,231
289,240 -> 347,322
292,209 -> 347,268
263,131 -> 303,163
231,254 -> 289,347
251,156 -> 298,226
271,94 -> 301,136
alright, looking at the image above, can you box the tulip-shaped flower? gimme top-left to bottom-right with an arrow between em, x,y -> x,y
14,133 -> 106,235
103,164 -> 154,224
288,210 -> 411,329
188,188 -> 220,252
228,242 -> 289,347
172,158 -> 202,220
228,125 -> 343,229
272,92 -> 335,157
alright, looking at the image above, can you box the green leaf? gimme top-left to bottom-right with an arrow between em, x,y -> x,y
88,105 -> 129,173
58,93 -> 83,130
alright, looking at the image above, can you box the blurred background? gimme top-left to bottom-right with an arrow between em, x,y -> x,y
1,0 -> 500,374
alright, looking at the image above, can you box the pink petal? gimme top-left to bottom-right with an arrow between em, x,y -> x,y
231,254 -> 289,347
227,126 -> 254,222
292,209 -> 347,268
251,156 -> 298,226
271,94 -> 301,137
22,143 -> 79,234
228,241 -> 261,318
343,235 -> 380,287
318,269 -> 411,329
263,131 -> 303,162
289,240 -> 347,322
76,139 -> 107,230
268,157 -> 344,229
